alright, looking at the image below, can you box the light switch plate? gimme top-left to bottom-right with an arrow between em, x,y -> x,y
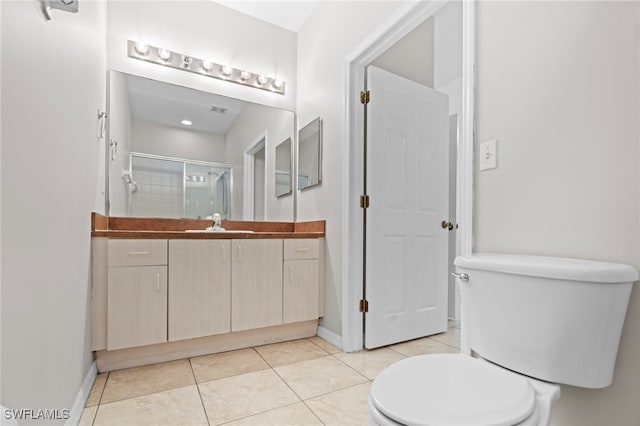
479,140 -> 498,171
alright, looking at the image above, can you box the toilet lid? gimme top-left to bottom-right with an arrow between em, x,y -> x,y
370,354 -> 536,426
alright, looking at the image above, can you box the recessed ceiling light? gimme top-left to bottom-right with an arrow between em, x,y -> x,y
181,119 -> 192,126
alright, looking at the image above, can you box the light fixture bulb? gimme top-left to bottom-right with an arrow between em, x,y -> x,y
256,75 -> 268,86
182,55 -> 193,67
240,70 -> 252,81
134,43 -> 149,56
201,60 -> 214,72
221,65 -> 233,77
271,79 -> 284,90
157,48 -> 172,61
181,119 -> 192,126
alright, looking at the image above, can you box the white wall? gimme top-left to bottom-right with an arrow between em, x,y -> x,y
371,17 -> 434,88
297,1 -> 407,336
475,2 -> 640,424
131,120 -> 226,163
1,0 -> 106,422
224,103 -> 295,222
106,1 -> 297,112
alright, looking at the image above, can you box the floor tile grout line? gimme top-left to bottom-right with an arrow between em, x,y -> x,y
189,358 -> 212,426
329,353 -> 374,382
96,382 -> 199,407
89,372 -> 109,425
305,336 -> 337,356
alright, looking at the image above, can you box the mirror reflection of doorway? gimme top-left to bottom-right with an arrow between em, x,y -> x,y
243,133 -> 267,220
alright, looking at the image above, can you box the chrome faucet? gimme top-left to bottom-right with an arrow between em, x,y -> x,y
208,213 -> 222,231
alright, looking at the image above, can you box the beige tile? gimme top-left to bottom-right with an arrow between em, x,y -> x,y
198,368 -> 299,425
78,405 -> 97,426
224,402 -> 322,426
275,355 -> 368,400
101,359 -> 195,403
429,327 -> 461,349
306,382 -> 372,426
94,385 -> 207,426
389,336 -> 459,357
255,339 -> 329,367
308,336 -> 341,354
333,348 -> 406,380
85,373 -> 108,407
190,348 -> 269,383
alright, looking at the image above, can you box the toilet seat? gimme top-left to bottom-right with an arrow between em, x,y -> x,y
369,354 -> 537,426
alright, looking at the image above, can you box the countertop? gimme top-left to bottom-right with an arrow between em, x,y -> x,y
91,213 -> 325,240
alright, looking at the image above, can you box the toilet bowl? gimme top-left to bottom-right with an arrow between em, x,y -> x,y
368,354 -> 560,426
367,254 -> 637,426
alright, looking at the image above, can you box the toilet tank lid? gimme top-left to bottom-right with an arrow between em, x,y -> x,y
454,254 -> 639,283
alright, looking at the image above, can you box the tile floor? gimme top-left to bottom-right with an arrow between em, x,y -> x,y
79,322 -> 460,426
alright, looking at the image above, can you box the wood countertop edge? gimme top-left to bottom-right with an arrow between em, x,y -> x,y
91,231 -> 325,239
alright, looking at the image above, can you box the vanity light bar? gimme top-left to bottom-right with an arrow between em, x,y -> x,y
127,40 -> 285,95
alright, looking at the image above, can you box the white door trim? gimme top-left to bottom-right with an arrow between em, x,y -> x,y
243,132 -> 267,221
342,0 -> 475,352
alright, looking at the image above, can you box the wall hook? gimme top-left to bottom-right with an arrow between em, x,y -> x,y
42,0 -> 79,21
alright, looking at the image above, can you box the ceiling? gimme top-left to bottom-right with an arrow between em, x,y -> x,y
214,1 -> 318,32
126,74 -> 247,134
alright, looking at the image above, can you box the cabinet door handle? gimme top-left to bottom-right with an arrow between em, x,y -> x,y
295,248 -> 311,252
128,251 -> 151,256
238,245 -> 242,262
289,265 -> 293,281
156,273 -> 160,292
222,245 -> 226,263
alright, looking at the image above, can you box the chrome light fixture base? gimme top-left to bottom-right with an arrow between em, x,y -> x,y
127,40 -> 285,95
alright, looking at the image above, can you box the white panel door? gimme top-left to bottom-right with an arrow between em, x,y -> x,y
365,66 -> 449,349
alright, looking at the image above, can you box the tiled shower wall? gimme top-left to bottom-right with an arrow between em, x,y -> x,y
131,156 -> 184,218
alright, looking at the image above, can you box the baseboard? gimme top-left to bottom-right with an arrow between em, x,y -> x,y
65,361 -> 97,426
316,325 -> 343,351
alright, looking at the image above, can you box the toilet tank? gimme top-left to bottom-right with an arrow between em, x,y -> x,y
454,254 -> 638,389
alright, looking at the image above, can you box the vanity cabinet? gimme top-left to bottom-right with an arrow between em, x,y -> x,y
92,232 -> 324,370
231,239 -> 284,332
168,240 -> 231,341
283,239 -> 321,323
106,240 -> 168,351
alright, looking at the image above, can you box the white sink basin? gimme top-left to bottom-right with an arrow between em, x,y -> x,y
185,229 -> 254,233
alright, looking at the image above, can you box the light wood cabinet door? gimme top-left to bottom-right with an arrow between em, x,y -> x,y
283,259 -> 320,323
107,266 -> 167,350
168,240 -> 231,341
231,239 -> 283,331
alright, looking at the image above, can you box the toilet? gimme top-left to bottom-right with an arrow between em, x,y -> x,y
368,254 -> 638,426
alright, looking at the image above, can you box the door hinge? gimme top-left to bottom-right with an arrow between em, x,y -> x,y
360,90 -> 370,104
359,299 -> 369,313
360,195 -> 370,208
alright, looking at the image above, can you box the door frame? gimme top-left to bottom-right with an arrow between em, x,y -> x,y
243,132 -> 267,220
342,0 -> 475,352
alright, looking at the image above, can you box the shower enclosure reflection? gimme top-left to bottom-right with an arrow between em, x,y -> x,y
129,153 -> 233,219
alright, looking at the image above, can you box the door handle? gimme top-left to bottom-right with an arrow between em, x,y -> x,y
441,220 -> 456,231
451,272 -> 469,282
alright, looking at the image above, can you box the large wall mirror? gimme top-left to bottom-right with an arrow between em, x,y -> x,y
106,71 -> 295,221
298,117 -> 323,190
